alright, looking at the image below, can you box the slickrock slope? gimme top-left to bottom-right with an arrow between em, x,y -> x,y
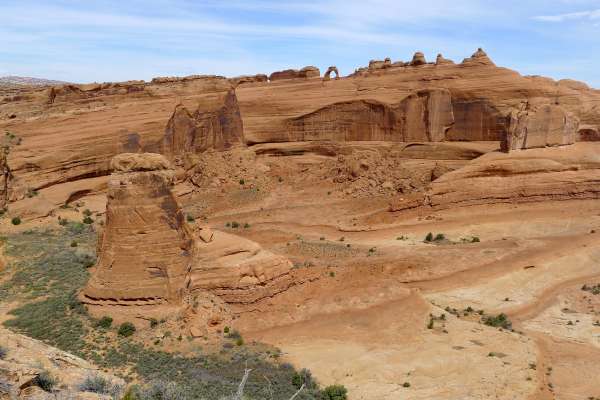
0,328 -> 123,399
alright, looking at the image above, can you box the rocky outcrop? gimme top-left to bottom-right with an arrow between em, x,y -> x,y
81,153 -> 190,306
286,89 -> 454,142
269,66 -> 320,81
436,54 -> 454,65
162,90 -> 244,161
0,148 -> 10,210
231,74 -> 268,86
186,230 -> 293,304
461,48 -> 495,66
368,58 -> 392,71
410,52 -> 427,66
82,153 -> 293,310
324,66 -> 340,80
502,104 -> 579,151
0,328 -> 123,399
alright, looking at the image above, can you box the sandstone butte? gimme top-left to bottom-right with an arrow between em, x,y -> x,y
1,49 -> 600,400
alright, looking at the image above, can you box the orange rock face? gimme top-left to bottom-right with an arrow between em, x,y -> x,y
287,89 -> 453,142
162,90 -> 244,161
82,152 -> 293,310
82,153 -> 190,305
502,104 -> 579,151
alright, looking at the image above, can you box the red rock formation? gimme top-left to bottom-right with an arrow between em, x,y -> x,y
81,153 -> 190,306
82,152 -> 293,309
502,104 -> 579,151
324,66 -> 340,80
436,54 -> 454,65
410,52 -> 427,66
269,66 -> 320,81
162,90 -> 244,160
446,100 -> 506,141
286,89 -> 454,142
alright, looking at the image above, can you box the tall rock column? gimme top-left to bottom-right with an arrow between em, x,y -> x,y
81,153 -> 192,306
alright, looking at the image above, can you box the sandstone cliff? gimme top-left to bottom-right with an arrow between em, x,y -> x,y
162,90 -> 244,161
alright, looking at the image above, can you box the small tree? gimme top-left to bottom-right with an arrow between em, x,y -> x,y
96,316 -> 113,329
424,232 -> 433,242
11,216 -> 21,225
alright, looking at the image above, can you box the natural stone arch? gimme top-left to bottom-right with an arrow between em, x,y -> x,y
324,66 -> 340,80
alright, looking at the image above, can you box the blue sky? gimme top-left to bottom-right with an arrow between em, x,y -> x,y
1,0 -> 599,87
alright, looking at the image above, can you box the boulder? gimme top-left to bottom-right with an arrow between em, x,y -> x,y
502,104 -> 579,151
462,48 -> 495,66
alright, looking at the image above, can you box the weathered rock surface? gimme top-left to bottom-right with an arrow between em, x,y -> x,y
269,66 -> 320,81
502,104 -> 579,151
0,328 -> 123,399
410,52 -> 427,66
162,90 -> 244,161
578,124 -> 600,141
81,153 -> 190,306
286,89 -> 453,142
82,153 -> 293,310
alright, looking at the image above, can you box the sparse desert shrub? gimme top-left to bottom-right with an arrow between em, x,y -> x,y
150,318 -> 159,328
118,322 -> 136,337
186,214 -> 195,222
83,209 -> 93,217
231,221 -> 239,228
227,329 -> 242,340
136,380 -> 188,400
34,370 -> 57,392
78,373 -> 117,395
321,384 -> 348,400
11,216 -> 21,225
96,316 -> 113,329
424,232 -> 433,242
58,217 -> 68,226
82,216 -> 94,224
483,313 -> 512,330
243,222 -> 250,229
223,326 -> 230,334
70,240 -> 78,247
472,236 -> 480,243
434,233 -> 445,241
402,382 -> 411,388
239,179 -> 245,185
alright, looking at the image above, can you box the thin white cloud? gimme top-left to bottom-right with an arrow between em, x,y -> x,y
533,8 -> 600,22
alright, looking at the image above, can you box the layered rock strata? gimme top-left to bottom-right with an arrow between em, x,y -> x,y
286,89 -> 454,142
162,89 -> 244,161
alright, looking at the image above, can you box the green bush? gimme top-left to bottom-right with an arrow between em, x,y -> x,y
239,179 -> 245,185
424,232 -> 433,242
11,216 -> 21,225
434,233 -> 445,241
34,370 -> 57,392
82,216 -> 94,224
321,384 -> 348,400
244,223 -> 250,229
96,316 -> 113,329
118,322 -> 136,337
403,382 -> 411,388
483,313 -> 512,330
